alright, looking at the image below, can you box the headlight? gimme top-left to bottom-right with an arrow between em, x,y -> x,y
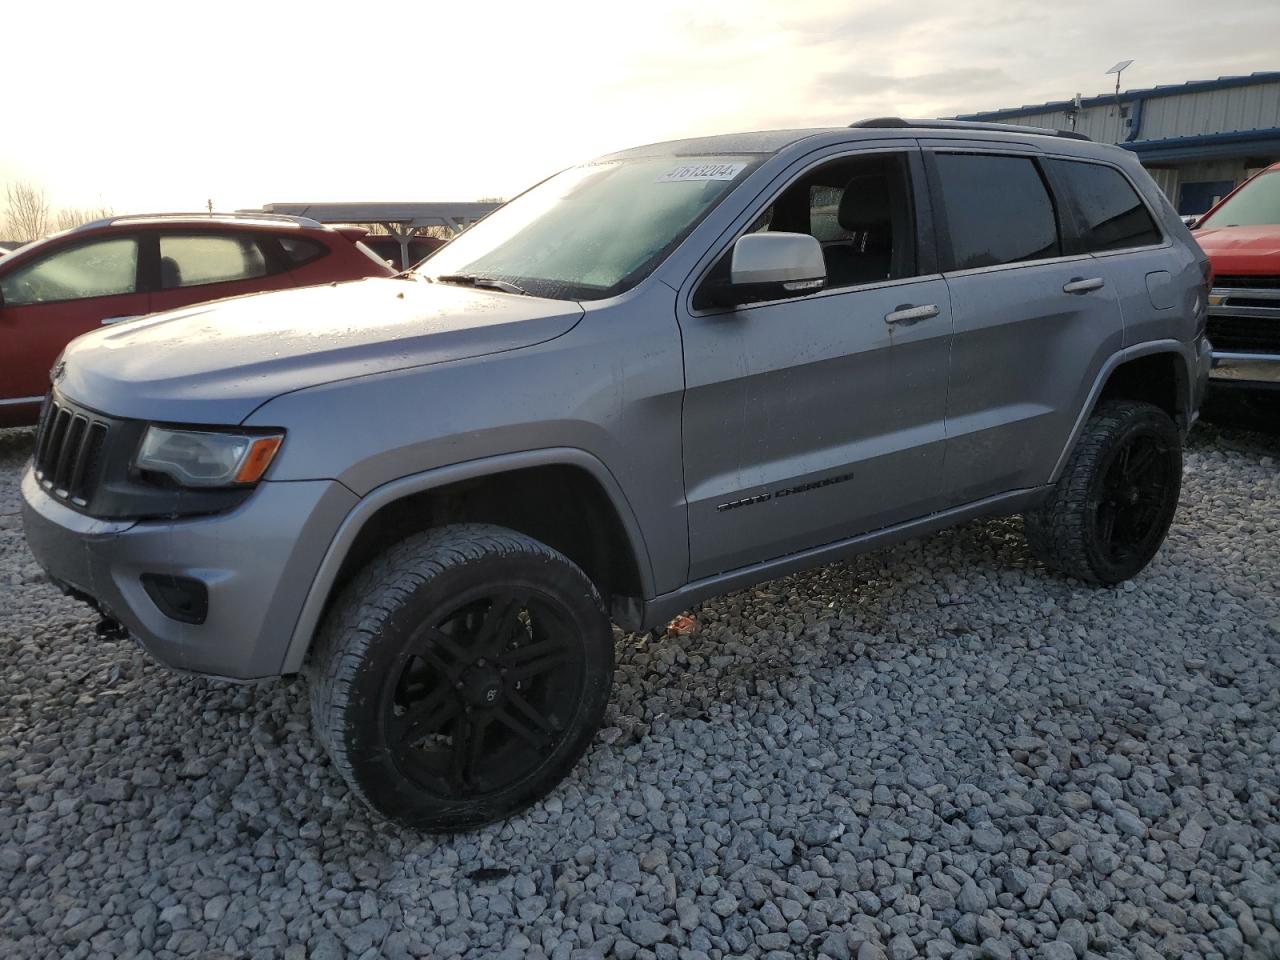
135,427 -> 284,487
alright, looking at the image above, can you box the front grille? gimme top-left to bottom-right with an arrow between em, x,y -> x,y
33,398 -> 110,507
1209,276 -> 1280,356
1208,316 -> 1280,353
1214,275 -> 1280,289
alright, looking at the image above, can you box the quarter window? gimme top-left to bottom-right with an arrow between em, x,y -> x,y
1049,160 -> 1161,252
277,235 -> 326,266
158,234 -> 268,289
934,154 -> 1060,270
0,237 -> 139,305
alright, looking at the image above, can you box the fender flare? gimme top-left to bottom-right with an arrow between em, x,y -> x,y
277,446 -> 655,674
1049,338 -> 1196,482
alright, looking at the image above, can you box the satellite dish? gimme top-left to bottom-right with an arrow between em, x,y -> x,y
1105,59 -> 1134,75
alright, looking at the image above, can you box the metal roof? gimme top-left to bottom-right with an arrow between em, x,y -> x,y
955,71 -> 1280,122
255,202 -> 499,228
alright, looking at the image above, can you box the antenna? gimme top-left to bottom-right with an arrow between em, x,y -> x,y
1105,60 -> 1134,126
1105,59 -> 1133,98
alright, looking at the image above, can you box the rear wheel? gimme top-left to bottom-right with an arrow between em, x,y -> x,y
308,524 -> 613,831
1024,400 -> 1182,584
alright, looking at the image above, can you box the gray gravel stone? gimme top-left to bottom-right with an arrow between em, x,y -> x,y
0,423 -> 1277,960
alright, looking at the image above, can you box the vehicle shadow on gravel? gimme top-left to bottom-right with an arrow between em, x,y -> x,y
2,422 -> 1278,958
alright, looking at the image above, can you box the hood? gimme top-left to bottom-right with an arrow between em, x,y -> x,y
57,278 -> 584,424
1193,225 -> 1280,275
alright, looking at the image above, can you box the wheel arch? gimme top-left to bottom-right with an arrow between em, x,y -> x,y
279,448 -> 654,674
1050,340 -> 1194,483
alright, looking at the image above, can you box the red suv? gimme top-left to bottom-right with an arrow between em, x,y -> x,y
0,213 -> 395,426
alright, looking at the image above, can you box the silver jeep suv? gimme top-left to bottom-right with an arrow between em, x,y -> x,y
23,119 -> 1212,830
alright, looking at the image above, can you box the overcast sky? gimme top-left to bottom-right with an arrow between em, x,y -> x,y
3,0 -> 1278,215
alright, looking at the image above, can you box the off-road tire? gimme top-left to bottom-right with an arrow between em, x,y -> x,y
1024,400 -> 1182,585
307,523 -> 613,831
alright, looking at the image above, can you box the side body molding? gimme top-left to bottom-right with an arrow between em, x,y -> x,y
277,447 -> 655,674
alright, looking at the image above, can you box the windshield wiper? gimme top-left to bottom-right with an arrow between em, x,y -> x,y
433,274 -> 526,295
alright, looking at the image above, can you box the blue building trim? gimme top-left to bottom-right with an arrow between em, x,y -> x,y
955,72 -> 1280,122
1120,128 -> 1280,163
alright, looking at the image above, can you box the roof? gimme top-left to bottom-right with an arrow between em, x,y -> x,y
604,119 -> 1110,162
955,71 -> 1280,121
602,129 -> 827,159
72,212 -> 323,233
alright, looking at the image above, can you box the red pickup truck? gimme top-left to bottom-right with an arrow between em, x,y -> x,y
1191,162 -> 1280,418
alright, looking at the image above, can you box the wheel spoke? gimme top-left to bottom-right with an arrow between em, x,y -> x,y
500,640 -> 571,682
449,714 -> 491,790
508,688 -> 557,735
493,704 -> 553,751
397,686 -> 459,745
1123,444 -> 1159,481
475,594 -> 526,658
423,626 -> 470,665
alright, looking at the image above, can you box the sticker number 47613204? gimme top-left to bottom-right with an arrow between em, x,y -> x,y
656,161 -> 747,183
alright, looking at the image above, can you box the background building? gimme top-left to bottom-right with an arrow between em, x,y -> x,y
955,71 -> 1280,215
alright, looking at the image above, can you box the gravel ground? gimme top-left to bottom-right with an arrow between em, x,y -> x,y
1,423 -> 1278,960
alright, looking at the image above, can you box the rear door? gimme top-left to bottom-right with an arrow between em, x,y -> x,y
1044,157 -> 1199,349
925,147 -> 1125,504
0,234 -> 149,405
147,230 -> 289,314
678,143 -> 954,579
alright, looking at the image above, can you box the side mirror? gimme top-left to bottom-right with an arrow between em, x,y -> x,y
1180,214 -> 1200,229
710,232 -> 826,307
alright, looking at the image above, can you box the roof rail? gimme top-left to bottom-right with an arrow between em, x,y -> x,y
850,117 -> 1092,141
73,211 -> 325,232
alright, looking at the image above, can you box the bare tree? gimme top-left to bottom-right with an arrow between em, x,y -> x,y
4,181 -> 51,241
53,204 -> 115,232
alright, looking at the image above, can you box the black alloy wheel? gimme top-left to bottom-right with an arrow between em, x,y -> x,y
383,588 -> 584,800
308,524 -> 614,831
1024,400 -> 1183,585
1092,431 -> 1179,569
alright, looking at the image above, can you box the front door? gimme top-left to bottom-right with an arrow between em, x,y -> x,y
678,147 -> 953,580
0,234 -> 150,408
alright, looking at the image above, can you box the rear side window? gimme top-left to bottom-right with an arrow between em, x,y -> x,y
933,154 -> 1060,270
277,235 -> 326,266
0,237 -> 139,305
1049,160 -> 1161,252
158,234 -> 268,289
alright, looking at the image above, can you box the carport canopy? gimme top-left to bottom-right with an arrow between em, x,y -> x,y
248,202 -> 502,264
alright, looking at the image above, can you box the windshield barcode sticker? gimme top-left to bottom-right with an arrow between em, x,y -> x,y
656,162 -> 747,183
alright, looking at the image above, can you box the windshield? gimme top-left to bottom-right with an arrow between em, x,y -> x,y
418,154 -> 761,300
1198,171 -> 1280,228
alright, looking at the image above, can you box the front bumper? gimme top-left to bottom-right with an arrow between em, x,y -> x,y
21,468 -> 356,680
1209,351 -> 1280,387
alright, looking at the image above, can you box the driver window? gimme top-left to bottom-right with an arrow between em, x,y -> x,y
0,237 -> 139,306
776,153 -> 917,288
694,152 -> 917,309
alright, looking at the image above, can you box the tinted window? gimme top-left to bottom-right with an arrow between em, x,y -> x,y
1051,160 -> 1161,251
159,234 -> 267,289
0,237 -> 138,305
277,235 -> 326,266
934,154 -> 1059,270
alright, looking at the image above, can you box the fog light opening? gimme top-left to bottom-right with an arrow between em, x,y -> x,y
141,574 -> 209,625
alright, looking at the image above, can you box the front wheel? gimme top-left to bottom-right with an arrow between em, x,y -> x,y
1024,400 -> 1183,584
307,524 -> 614,831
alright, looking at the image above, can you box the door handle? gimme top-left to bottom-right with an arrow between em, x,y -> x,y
884,303 -> 940,326
1062,277 -> 1105,294
100,315 -> 140,325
